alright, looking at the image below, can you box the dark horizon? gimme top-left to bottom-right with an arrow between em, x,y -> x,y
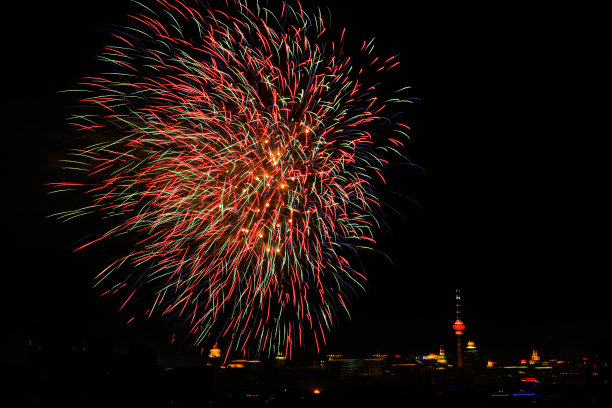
1,0 -> 610,369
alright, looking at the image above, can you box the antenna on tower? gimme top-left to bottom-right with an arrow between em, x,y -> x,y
456,289 -> 462,320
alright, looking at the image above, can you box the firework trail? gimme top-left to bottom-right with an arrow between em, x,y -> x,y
52,0 -> 410,358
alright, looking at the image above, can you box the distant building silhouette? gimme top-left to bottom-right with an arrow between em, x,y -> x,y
585,340 -> 612,406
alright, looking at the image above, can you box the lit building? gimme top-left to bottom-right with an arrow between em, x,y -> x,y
324,354 -> 387,380
207,344 -> 222,368
438,345 -> 448,366
464,340 -> 482,372
453,289 -> 466,369
222,359 -> 262,369
530,346 -> 541,364
209,344 -> 221,359
275,351 -> 286,366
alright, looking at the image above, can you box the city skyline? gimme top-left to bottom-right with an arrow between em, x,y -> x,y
2,0 -> 610,369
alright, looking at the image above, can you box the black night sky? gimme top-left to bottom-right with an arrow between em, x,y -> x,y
1,0 -> 610,366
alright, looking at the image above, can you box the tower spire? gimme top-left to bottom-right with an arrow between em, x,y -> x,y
456,289 -> 462,321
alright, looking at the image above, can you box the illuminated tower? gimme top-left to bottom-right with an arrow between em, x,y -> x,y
530,346 -> 540,364
452,289 -> 466,369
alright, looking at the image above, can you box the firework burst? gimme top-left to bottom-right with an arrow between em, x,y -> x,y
52,0 -> 410,358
